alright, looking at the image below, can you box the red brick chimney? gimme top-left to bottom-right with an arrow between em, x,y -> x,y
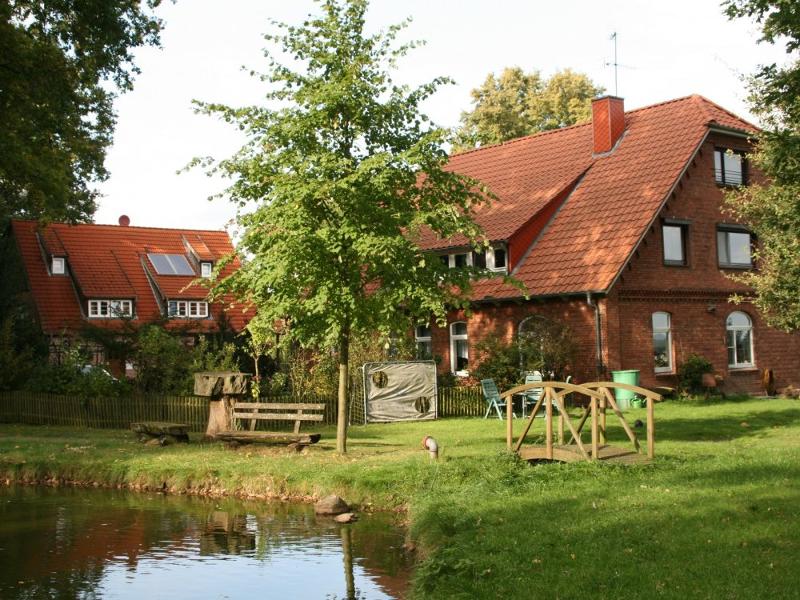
592,96 -> 625,154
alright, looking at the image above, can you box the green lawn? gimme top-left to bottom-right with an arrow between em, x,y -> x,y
2,396 -> 800,598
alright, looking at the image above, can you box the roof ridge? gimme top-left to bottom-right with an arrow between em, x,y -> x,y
11,218 -> 227,235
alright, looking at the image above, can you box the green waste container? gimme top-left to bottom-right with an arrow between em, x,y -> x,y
611,369 -> 640,409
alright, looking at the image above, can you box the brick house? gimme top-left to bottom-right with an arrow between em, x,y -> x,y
8,217 -> 251,373
415,95 -> 800,395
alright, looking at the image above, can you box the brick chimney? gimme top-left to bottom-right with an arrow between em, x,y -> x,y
592,96 -> 625,154
118,215 -> 130,227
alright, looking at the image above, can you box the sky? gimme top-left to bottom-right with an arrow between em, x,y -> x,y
94,0 -> 790,231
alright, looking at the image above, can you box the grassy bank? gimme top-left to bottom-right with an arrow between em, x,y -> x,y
2,397 -> 800,598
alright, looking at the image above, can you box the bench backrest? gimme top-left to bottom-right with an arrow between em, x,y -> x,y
232,402 -> 325,433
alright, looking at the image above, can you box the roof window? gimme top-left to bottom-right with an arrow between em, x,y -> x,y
200,262 -> 212,278
51,257 -> 65,275
148,253 -> 195,276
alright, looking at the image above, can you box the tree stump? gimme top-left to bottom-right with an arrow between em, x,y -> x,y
194,371 -> 251,439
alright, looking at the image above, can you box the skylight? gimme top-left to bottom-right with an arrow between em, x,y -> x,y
148,253 -> 195,276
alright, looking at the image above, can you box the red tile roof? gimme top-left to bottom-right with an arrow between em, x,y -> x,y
12,220 -> 251,334
424,95 -> 757,299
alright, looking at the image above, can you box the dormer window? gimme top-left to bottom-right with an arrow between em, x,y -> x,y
51,257 -> 65,275
200,262 -> 212,278
487,247 -> 507,272
714,148 -> 746,186
89,299 -> 133,318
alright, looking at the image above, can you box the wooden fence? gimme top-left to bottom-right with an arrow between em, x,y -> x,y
0,386 -> 485,432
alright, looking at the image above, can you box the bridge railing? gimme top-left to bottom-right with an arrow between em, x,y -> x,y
500,381 -> 663,461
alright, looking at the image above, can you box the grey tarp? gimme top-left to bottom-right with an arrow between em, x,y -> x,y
363,361 -> 437,423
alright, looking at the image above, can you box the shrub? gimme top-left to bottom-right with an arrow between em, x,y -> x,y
677,354 -> 714,393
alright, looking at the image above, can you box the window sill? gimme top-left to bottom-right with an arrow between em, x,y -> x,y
654,371 -> 675,377
715,182 -> 746,189
719,264 -> 753,271
662,262 -> 688,268
728,366 -> 757,373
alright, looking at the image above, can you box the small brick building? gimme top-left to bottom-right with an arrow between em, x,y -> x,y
416,95 -> 799,395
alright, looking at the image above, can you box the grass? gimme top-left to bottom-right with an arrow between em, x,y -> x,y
2,396 -> 800,598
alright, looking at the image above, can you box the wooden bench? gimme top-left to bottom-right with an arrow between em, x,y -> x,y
215,402 -> 325,448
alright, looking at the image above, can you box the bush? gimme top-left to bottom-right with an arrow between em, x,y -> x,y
25,347 -> 132,398
677,354 -> 714,393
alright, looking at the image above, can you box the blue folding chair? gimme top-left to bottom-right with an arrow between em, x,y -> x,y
481,378 -> 513,419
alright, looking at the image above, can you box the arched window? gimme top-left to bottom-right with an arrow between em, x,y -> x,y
450,321 -> 469,375
652,312 -> 673,373
727,311 -> 754,368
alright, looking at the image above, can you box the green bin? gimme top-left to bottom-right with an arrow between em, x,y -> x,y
611,369 -> 640,409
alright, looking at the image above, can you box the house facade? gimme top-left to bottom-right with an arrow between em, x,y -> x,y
417,95 -> 800,395
9,217 -> 250,372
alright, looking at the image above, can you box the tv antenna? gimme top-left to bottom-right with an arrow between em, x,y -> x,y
604,32 -> 635,96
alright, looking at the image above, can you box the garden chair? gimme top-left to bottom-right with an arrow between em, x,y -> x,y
522,371 -> 544,419
481,378 -> 513,419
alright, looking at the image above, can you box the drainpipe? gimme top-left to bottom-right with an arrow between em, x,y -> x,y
586,292 -> 604,379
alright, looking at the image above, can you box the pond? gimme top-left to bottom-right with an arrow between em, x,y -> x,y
0,486 -> 413,599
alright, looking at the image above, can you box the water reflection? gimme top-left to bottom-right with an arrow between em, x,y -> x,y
0,486 -> 411,599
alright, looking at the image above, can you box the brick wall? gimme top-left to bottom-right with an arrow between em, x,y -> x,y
431,297 -> 601,384
609,132 -> 800,394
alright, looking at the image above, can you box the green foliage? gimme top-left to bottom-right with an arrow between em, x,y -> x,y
134,326 -> 239,395
0,1 -> 165,224
133,325 -> 188,394
471,333 -> 521,391
24,346 -> 131,397
0,316 -> 35,390
723,1 -> 800,330
195,0 -> 501,451
676,353 -> 714,393
472,318 -> 577,390
453,67 -> 604,151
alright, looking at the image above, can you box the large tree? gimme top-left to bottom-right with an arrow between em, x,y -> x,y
195,0 -> 494,453
0,1 -> 165,224
454,67 -> 604,151
723,0 -> 800,331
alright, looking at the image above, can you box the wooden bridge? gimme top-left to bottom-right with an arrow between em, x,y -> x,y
500,381 -> 663,464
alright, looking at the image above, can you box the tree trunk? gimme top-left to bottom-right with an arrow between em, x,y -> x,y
337,328 -> 350,454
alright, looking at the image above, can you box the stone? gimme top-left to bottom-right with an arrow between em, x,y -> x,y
334,512 -> 357,524
315,494 -> 350,515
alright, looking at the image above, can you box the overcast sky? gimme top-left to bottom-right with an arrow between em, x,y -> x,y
94,0 -> 790,231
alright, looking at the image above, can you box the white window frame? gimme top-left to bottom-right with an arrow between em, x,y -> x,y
448,252 -> 473,269
415,325 -> 432,359
168,300 -> 209,319
200,262 -> 213,278
449,321 -> 469,376
652,312 -> 673,373
727,311 -> 755,369
487,246 -> 508,273
88,299 -> 133,318
51,257 -> 65,275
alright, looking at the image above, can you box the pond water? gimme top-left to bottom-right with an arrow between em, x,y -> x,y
0,486 -> 412,599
